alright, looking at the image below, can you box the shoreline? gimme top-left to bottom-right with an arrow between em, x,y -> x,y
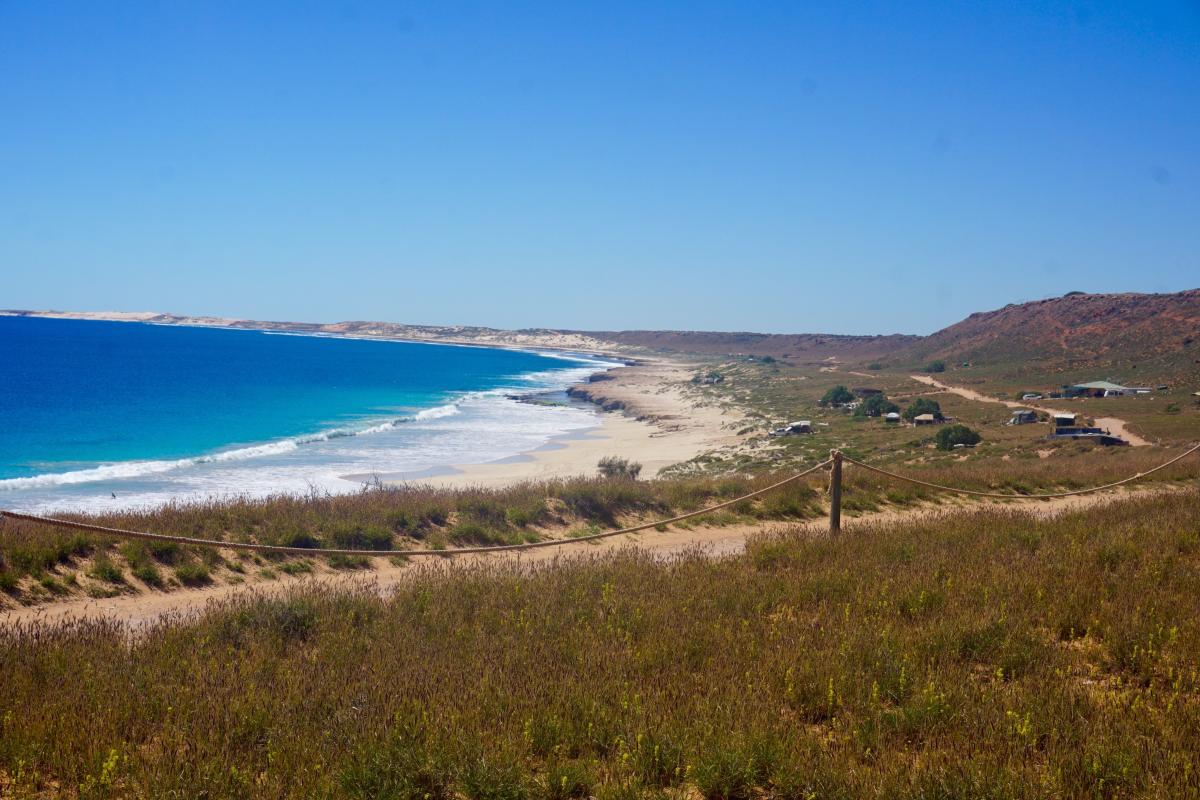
372,359 -> 746,489
0,317 -> 634,509
1,326 -> 734,509
1,309 -> 636,360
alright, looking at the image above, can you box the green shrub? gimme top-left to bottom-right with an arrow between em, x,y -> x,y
935,424 -> 982,451
133,562 -> 166,588
925,360 -> 946,373
38,575 -> 68,595
0,571 -> 20,593
449,522 -> 510,546
854,393 -> 900,418
504,500 -> 546,528
278,560 -> 314,576
903,397 -> 942,421
386,501 -> 451,534
88,553 -> 125,584
148,541 -> 184,564
597,456 -> 642,480
8,534 -> 92,575
329,523 -> 393,551
660,481 -> 714,512
174,562 -> 212,587
819,385 -> 854,407
458,497 -> 510,528
757,484 -> 818,519
558,485 -> 612,522
275,529 -> 322,549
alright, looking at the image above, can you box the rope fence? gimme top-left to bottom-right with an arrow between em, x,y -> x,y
841,440 -> 1200,501
1,441 -> 1197,554
0,459 -> 835,557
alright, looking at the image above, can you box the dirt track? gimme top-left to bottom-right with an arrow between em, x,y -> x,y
3,484 -> 1182,630
910,375 -> 1151,446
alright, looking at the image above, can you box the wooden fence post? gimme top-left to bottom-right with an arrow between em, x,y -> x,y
829,449 -> 843,536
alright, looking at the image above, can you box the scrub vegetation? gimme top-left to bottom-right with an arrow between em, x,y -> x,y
4,442 -> 1196,604
670,355 -> 1199,476
3,490 -> 1199,797
0,474 -> 828,601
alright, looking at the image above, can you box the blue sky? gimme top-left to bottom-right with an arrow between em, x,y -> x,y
2,1 -> 1197,335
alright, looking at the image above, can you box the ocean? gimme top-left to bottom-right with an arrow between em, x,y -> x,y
0,316 -> 618,513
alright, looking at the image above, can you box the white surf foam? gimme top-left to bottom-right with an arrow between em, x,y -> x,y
2,355 -> 618,510
0,404 -> 472,492
413,403 -> 461,421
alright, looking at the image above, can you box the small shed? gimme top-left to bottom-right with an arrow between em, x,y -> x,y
884,412 -> 901,423
1009,409 -> 1037,425
913,413 -> 937,426
1052,412 -> 1077,428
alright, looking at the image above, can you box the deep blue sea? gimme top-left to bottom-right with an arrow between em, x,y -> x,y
0,316 -> 616,512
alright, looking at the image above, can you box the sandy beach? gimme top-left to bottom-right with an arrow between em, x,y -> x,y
384,359 -> 747,489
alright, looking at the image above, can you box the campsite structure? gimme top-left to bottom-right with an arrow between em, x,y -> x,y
1063,381 -> 1152,398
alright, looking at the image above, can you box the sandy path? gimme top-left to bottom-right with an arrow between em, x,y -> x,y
1089,416 -> 1150,446
0,523 -> 765,630
910,375 -> 1151,446
4,484 -> 1183,630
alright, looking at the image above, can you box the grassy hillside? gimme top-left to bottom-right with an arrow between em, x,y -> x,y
3,491 -> 1199,798
5,437 -> 1198,607
0,475 -> 828,604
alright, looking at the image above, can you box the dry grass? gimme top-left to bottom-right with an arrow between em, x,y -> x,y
676,358 -> 1200,476
3,490 -> 1200,797
4,440 -> 1198,604
0,475 -> 829,601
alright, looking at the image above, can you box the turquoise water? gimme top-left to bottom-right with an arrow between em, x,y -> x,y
0,316 -> 614,511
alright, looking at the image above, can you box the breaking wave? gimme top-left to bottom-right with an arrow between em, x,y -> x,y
0,402 -> 466,491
